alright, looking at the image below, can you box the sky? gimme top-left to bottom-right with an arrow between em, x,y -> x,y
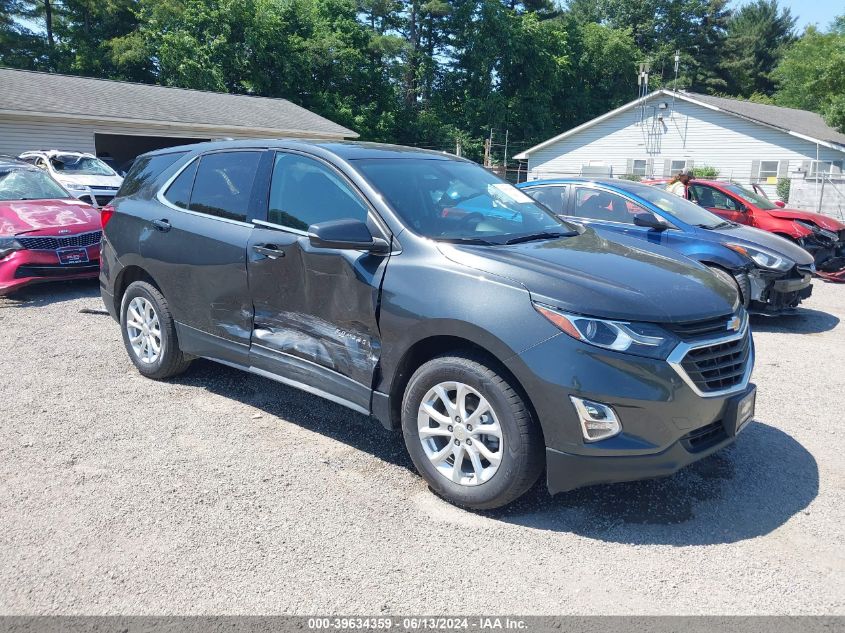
729,0 -> 843,31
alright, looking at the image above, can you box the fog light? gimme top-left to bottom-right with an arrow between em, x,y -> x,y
569,396 -> 621,442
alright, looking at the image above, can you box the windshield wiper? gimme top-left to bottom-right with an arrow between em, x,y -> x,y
436,237 -> 499,246
696,221 -> 733,230
504,231 -> 574,245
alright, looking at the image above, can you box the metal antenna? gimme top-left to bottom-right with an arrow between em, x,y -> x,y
670,50 -> 680,115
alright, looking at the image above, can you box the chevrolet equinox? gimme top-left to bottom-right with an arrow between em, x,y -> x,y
100,140 -> 756,509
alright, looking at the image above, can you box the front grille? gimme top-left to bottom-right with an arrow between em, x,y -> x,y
679,332 -> 751,393
14,264 -> 99,279
94,195 -> 114,206
664,314 -> 734,340
17,230 -> 102,251
681,420 -> 727,453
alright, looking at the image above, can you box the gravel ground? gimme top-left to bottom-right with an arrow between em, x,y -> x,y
0,278 -> 843,615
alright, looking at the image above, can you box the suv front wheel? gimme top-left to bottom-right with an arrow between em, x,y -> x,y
401,354 -> 544,510
120,280 -> 192,380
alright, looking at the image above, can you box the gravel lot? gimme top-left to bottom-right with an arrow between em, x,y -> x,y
0,278 -> 843,615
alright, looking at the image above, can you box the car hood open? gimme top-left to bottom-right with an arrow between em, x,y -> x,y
438,229 -> 738,323
0,199 -> 101,236
763,208 -> 845,232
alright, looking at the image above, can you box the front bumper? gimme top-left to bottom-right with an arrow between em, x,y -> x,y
510,319 -> 755,495
546,384 -> 754,494
746,267 -> 812,314
0,247 -> 100,295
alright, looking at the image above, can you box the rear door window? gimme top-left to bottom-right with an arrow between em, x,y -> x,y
163,160 -> 199,209
119,152 -> 187,198
189,151 -> 262,222
525,185 -> 567,214
267,152 -> 369,231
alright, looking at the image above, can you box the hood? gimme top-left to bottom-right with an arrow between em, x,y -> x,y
54,173 -> 124,188
763,207 -> 845,232
0,198 -> 101,236
711,223 -> 815,265
438,229 -> 738,323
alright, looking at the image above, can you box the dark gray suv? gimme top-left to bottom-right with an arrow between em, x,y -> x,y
100,140 -> 756,509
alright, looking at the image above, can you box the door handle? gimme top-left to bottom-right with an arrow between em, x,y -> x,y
253,244 -> 286,259
152,219 -> 171,232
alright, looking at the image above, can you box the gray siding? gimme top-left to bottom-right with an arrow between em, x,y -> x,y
0,114 -> 323,157
527,97 -> 845,195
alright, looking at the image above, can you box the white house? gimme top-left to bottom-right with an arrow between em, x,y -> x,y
514,90 -> 845,198
0,68 -> 356,166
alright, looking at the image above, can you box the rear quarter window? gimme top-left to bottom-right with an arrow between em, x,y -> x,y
117,152 -> 187,198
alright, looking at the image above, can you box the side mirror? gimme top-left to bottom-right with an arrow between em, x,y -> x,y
774,200 -> 786,208
633,213 -> 668,231
308,218 -> 390,254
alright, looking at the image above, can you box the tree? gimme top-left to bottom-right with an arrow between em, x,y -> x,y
773,17 -> 845,132
718,0 -> 797,97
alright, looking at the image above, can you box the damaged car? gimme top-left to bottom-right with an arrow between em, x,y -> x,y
685,179 -> 845,273
519,178 -> 815,315
18,150 -> 124,208
101,140 -> 757,510
0,156 -> 102,295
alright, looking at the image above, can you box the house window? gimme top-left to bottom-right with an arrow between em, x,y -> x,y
670,159 -> 688,173
808,161 -> 833,178
758,160 -> 780,179
631,159 -> 647,177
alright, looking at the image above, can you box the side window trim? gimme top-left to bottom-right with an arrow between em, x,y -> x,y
260,149 -> 391,241
570,185 -> 678,230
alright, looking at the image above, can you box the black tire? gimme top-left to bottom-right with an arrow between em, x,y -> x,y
120,280 -> 192,380
706,265 -> 749,308
401,353 -> 544,510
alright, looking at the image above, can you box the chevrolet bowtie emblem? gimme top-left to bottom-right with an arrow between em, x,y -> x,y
727,316 -> 742,332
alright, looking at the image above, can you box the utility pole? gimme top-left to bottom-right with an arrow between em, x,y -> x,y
455,139 -> 462,157
483,138 -> 491,168
503,129 -> 509,179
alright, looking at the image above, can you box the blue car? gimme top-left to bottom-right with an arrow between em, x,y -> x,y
517,178 -> 815,315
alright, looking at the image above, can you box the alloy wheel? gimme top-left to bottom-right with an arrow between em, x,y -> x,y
417,381 -> 503,486
125,296 -> 162,364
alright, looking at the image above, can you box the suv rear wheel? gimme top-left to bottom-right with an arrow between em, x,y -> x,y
401,354 -> 544,510
120,281 -> 192,380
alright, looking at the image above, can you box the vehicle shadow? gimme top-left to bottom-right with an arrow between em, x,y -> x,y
0,279 -> 100,308
750,308 -> 839,334
173,359 -> 417,472
174,360 -> 817,546
488,419 -> 818,545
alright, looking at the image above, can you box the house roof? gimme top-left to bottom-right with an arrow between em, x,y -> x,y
514,89 -> 845,159
0,67 -> 357,139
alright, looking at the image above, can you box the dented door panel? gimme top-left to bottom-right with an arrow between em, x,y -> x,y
247,226 -> 387,398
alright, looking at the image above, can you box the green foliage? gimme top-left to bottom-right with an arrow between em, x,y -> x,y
718,0 -> 796,97
776,177 -> 790,202
0,0 -> 842,147
773,20 -> 845,132
618,173 -> 642,182
692,165 -> 720,178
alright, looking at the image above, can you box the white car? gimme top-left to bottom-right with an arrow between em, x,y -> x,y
18,150 -> 123,207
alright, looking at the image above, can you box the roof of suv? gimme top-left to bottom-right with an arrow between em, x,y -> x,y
143,139 -> 462,162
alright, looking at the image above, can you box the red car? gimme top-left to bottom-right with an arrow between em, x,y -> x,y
0,157 -> 102,295
645,178 -> 845,270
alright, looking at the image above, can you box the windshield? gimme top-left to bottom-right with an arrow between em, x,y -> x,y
0,168 -> 72,201
723,183 -> 777,210
620,182 -> 728,228
50,154 -> 115,176
354,158 -> 573,242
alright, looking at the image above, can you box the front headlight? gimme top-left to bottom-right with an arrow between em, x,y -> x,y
0,236 -> 23,259
533,303 -> 679,360
725,243 -> 793,271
